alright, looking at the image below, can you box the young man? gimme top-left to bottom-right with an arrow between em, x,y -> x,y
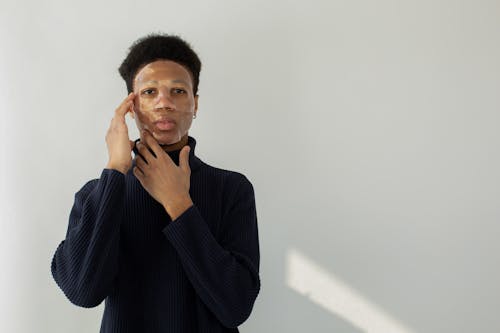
51,34 -> 260,333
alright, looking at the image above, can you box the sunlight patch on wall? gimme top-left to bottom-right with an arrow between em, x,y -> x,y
285,248 -> 416,333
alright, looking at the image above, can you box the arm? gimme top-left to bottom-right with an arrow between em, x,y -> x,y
51,169 -> 125,307
51,93 -> 135,307
132,131 -> 260,326
163,175 -> 261,328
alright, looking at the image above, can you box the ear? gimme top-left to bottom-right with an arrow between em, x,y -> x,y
194,94 -> 199,116
130,96 -> 137,119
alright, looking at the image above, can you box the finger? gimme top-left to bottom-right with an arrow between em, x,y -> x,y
114,92 -> 135,120
134,153 -> 148,170
129,140 -> 135,150
133,165 -> 145,180
136,142 -> 154,164
179,145 -> 191,173
142,130 -> 165,159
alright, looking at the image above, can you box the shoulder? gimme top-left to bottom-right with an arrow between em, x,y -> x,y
197,163 -> 256,203
200,162 -> 253,188
74,178 -> 99,201
73,168 -> 126,205
76,169 -> 125,197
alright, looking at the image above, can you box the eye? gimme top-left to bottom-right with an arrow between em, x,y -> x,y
141,88 -> 156,95
173,88 -> 186,94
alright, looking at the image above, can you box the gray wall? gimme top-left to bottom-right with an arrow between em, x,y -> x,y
1,0 -> 499,332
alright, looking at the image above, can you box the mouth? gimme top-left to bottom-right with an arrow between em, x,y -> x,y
153,119 -> 176,131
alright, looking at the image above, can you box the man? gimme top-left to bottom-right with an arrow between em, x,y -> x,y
51,34 -> 260,333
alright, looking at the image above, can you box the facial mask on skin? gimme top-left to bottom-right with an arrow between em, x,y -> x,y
132,103 -> 184,145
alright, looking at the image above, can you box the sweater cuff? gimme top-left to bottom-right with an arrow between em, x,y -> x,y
163,204 -> 201,234
163,204 -> 223,262
103,168 -> 127,178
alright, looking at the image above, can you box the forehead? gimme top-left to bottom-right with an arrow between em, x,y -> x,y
134,60 -> 193,86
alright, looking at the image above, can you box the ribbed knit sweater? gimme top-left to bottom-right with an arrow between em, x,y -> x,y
51,136 -> 260,332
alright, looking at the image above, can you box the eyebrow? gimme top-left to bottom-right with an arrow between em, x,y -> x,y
141,79 -> 190,86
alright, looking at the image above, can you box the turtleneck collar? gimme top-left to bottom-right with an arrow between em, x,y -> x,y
132,135 -> 203,172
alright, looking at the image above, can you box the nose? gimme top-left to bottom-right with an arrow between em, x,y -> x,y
154,87 -> 175,111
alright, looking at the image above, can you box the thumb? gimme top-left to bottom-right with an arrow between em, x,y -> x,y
129,140 -> 135,150
179,146 -> 191,172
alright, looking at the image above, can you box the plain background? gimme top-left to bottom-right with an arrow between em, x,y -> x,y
1,0 -> 499,332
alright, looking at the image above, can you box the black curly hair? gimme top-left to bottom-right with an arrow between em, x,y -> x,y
118,33 -> 202,95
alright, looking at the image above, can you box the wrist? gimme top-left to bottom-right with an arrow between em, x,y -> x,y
164,196 -> 193,220
105,162 -> 129,175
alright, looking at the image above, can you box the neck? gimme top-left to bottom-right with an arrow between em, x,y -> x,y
159,134 -> 189,152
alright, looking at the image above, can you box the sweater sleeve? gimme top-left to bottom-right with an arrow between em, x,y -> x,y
51,168 -> 125,308
163,174 -> 260,328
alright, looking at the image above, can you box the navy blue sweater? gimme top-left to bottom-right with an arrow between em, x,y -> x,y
51,136 -> 260,332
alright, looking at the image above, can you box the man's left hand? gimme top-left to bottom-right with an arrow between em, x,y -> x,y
133,130 -> 193,220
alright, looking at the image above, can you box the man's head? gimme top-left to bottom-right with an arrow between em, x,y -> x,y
119,34 -> 202,145
119,34 -> 201,95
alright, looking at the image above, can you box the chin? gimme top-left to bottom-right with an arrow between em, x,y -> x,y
153,131 -> 185,145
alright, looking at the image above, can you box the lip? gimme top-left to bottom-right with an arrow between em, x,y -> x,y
153,118 -> 176,131
154,117 -> 176,124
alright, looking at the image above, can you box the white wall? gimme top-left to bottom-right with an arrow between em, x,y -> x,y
1,0 -> 499,332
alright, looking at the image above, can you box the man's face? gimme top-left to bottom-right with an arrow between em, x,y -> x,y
132,60 -> 198,145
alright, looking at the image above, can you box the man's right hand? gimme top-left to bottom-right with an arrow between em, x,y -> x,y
105,92 -> 135,174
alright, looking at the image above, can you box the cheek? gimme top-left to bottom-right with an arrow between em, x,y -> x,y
175,111 -> 194,132
180,105 -> 195,121
135,109 -> 152,123
133,110 -> 152,131
181,99 -> 195,114
138,97 -> 156,111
